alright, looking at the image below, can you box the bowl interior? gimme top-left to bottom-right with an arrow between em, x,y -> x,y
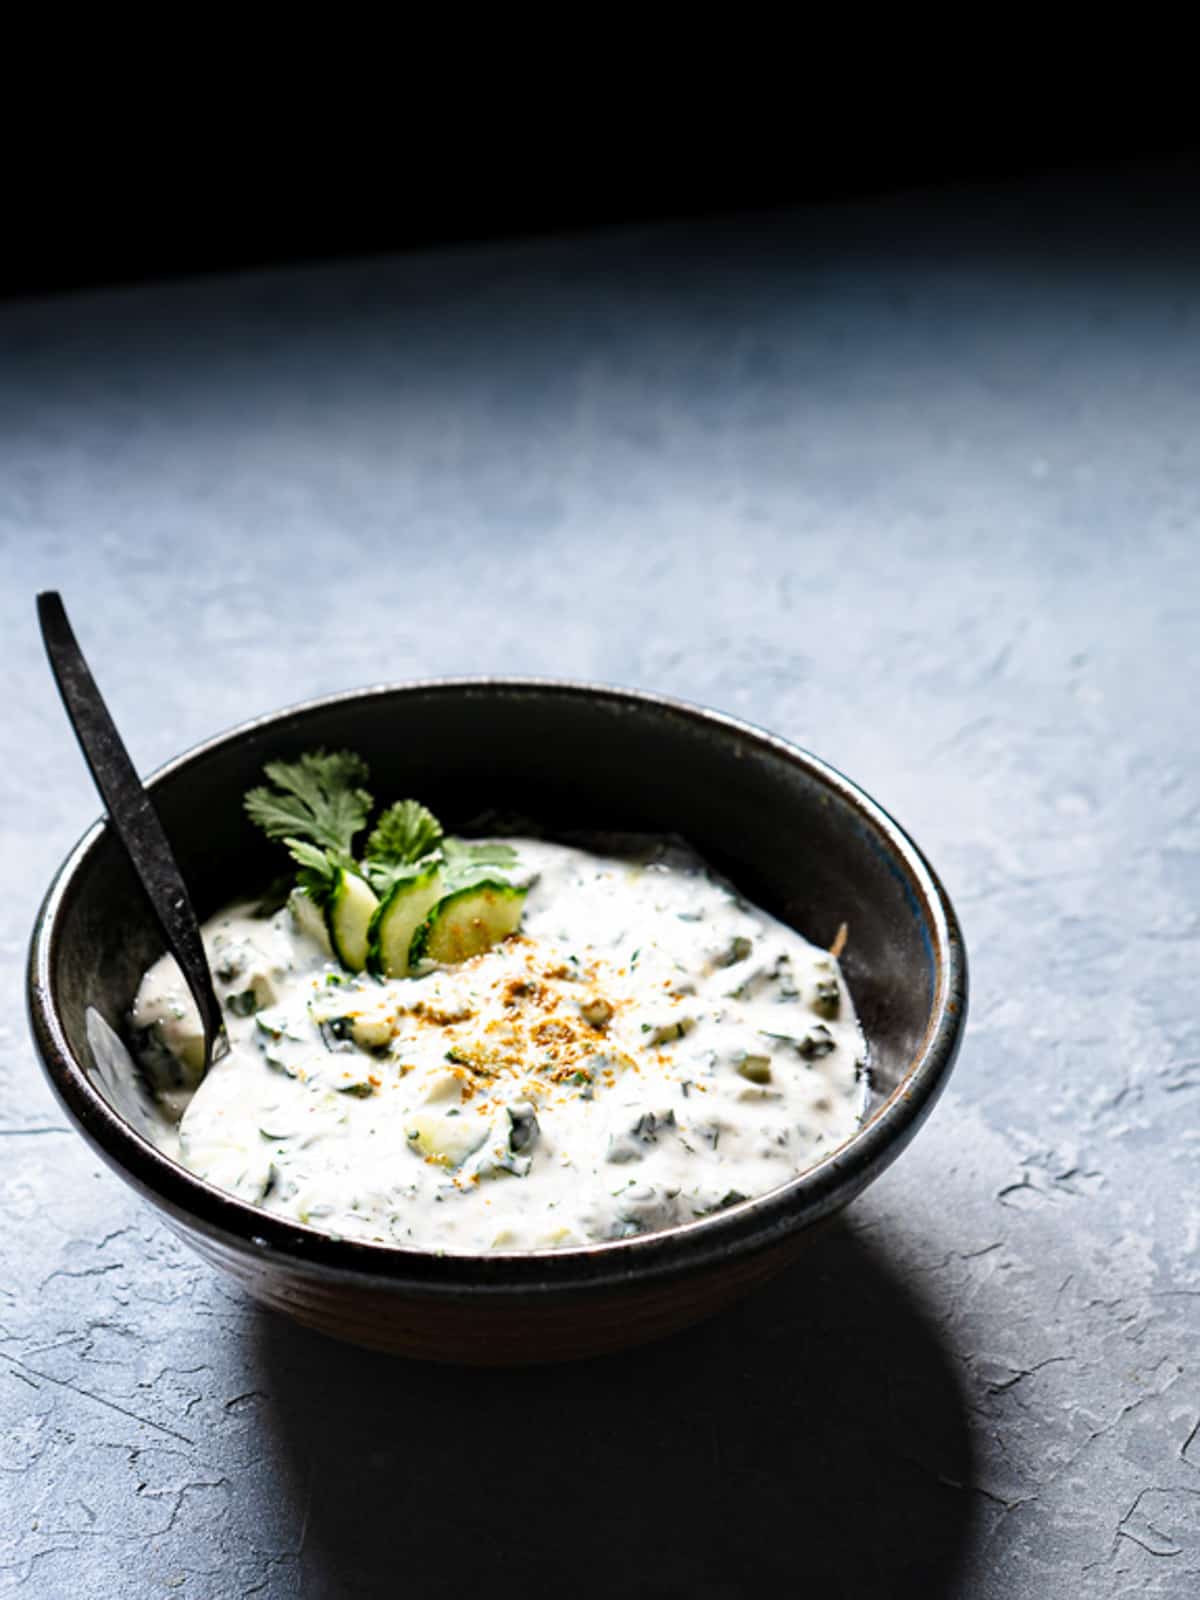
44,683 -> 944,1159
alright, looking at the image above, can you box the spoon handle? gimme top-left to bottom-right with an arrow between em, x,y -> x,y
36,591 -> 225,1074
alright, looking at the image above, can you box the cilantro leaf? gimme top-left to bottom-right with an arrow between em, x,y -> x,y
363,800 -> 444,895
284,838 -> 340,906
245,751 -> 373,861
366,800 -> 443,868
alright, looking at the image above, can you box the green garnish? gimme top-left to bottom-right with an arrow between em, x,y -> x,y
284,838 -> 342,903
245,751 -> 373,905
245,750 -> 372,856
243,748 -> 524,971
364,800 -> 443,893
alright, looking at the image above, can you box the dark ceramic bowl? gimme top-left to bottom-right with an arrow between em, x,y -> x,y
28,681 -> 966,1364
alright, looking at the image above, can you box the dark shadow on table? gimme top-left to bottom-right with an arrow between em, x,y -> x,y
252,1219 -> 978,1599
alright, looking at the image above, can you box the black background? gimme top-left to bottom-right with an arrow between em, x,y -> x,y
6,109 -> 1197,301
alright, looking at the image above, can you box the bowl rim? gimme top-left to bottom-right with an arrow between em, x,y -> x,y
28,676 -> 967,1298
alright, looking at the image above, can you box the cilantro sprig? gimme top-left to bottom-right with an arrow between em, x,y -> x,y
244,751 -> 373,905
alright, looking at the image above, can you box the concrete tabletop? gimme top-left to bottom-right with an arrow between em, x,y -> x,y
2,164 -> 1197,1598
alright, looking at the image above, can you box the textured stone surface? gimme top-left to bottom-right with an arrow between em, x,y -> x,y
2,165 -> 1198,1596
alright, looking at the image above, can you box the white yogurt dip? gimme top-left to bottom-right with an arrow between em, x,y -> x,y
131,838 -> 867,1252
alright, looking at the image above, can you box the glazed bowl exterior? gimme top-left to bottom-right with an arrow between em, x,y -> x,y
28,680 -> 967,1363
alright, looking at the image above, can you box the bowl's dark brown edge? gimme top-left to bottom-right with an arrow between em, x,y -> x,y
27,677 -> 968,1301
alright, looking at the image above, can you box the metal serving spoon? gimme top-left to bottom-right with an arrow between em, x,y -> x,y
36,591 -> 226,1076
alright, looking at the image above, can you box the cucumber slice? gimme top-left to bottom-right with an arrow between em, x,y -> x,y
367,865 -> 444,978
326,868 -> 379,972
410,880 -> 526,967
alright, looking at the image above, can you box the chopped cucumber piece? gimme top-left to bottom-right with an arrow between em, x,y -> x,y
326,869 -> 379,973
736,1054 -> 773,1085
367,864 -> 444,978
410,881 -> 527,967
811,976 -> 841,1020
405,1112 -> 488,1168
349,1012 -> 393,1051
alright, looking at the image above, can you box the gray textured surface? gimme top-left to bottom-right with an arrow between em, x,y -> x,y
2,166 -> 1198,1596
